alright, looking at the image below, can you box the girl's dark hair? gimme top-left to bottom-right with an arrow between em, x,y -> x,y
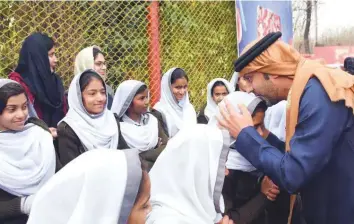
171,68 -> 189,85
41,33 -> 55,51
211,81 -> 228,96
79,71 -> 105,92
252,101 -> 268,116
93,47 -> 104,60
0,83 -> 26,114
135,84 -> 148,96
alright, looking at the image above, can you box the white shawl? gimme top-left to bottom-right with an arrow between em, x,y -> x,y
209,91 -> 263,172
27,149 -> 142,224
146,124 -> 229,224
111,80 -> 158,151
0,79 -> 56,196
153,68 -> 196,138
264,101 -> 287,141
204,78 -> 233,120
60,71 -> 119,150
0,124 -> 56,197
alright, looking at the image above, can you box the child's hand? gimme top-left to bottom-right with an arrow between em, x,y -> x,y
261,176 -> 280,201
49,127 -> 57,138
217,215 -> 234,224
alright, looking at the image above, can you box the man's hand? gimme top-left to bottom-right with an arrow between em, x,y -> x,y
217,99 -> 253,139
261,176 -> 280,201
217,215 -> 234,224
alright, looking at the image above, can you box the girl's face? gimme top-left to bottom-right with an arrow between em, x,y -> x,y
0,93 -> 28,131
129,89 -> 149,115
252,109 -> 266,138
94,53 -> 107,81
48,47 -> 58,73
171,77 -> 188,102
212,85 -> 228,104
81,78 -> 107,115
127,171 -> 152,224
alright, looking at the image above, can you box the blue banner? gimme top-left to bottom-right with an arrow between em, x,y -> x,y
236,0 -> 293,56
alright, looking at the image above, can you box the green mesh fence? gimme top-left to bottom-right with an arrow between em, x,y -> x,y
0,1 -> 237,110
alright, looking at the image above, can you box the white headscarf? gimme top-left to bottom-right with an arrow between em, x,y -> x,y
146,124 -> 229,224
204,78 -> 233,120
264,100 -> 287,141
111,80 -> 159,151
0,79 -> 56,196
229,71 -> 239,91
60,70 -> 119,150
74,46 -> 101,77
74,46 -> 114,96
153,68 -> 196,138
209,91 -> 264,172
27,149 -> 142,224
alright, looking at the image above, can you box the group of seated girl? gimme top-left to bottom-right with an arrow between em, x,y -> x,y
0,67 -> 195,224
0,31 -> 292,224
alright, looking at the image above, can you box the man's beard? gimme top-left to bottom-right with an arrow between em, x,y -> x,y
258,96 -> 278,107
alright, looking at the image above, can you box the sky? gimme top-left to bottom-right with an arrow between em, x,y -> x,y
317,0 -> 354,35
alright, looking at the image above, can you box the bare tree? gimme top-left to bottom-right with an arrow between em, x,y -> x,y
292,1 -> 307,36
318,27 -> 354,46
303,0 -> 312,53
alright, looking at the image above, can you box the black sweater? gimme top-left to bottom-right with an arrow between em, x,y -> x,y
57,113 -> 169,171
224,133 -> 292,224
57,114 -> 126,166
197,104 -> 209,124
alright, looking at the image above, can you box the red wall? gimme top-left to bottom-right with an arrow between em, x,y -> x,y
304,46 -> 354,64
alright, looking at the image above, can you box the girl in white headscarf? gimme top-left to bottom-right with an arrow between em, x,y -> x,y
197,78 -> 233,124
0,79 -> 58,224
264,100 -> 287,141
146,124 -> 231,224
111,80 -> 168,170
74,46 -> 114,109
57,70 -> 120,166
209,92 -> 289,224
152,68 -> 196,138
27,148 -> 151,224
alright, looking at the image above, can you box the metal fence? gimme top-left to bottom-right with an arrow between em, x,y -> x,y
0,1 -> 237,109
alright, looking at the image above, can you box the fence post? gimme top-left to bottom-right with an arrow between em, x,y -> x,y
147,1 -> 161,106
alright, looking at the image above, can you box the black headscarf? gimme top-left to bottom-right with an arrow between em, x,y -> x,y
15,32 -> 65,127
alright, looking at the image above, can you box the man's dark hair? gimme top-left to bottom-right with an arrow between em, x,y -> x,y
344,57 -> 354,75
